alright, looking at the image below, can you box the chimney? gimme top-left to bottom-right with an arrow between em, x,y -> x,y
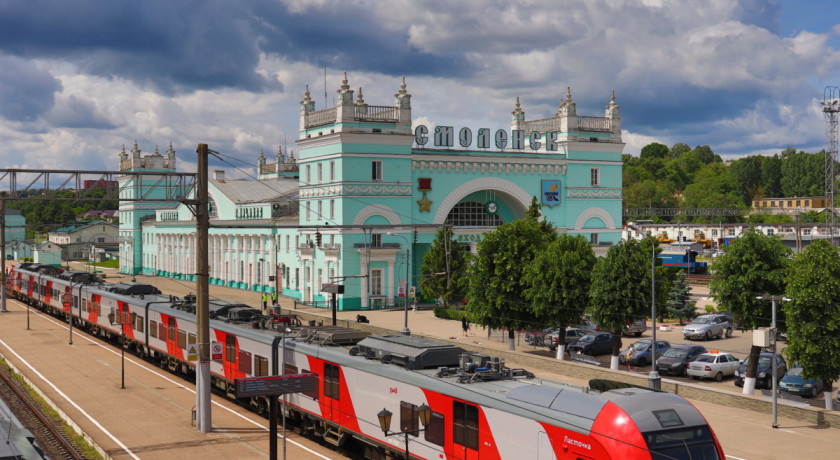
213,170 -> 225,180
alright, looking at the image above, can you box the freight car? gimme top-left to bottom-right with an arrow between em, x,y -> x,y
8,263 -> 724,460
658,251 -> 708,273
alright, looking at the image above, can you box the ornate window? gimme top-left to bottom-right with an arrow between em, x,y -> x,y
445,201 -> 503,227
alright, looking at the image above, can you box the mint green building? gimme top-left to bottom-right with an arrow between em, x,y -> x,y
120,76 -> 623,311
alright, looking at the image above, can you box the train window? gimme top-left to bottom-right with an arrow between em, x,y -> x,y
226,336 -> 236,363
424,411 -> 445,447
168,318 -> 176,341
453,401 -> 479,451
324,363 -> 340,400
284,363 -> 297,375
135,316 -> 144,333
254,355 -> 269,377
645,426 -> 719,460
400,402 -> 419,437
160,322 -> 167,341
188,333 -> 196,346
82,299 -> 87,312
302,369 -> 318,400
150,321 -> 158,338
239,350 -> 252,374
178,330 -> 187,349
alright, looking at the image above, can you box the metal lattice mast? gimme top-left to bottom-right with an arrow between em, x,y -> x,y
823,87 -> 840,243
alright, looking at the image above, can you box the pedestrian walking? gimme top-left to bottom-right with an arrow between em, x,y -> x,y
462,316 -> 470,336
261,292 -> 268,312
271,291 -> 278,306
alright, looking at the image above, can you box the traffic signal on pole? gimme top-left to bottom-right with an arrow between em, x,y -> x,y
316,231 -> 322,247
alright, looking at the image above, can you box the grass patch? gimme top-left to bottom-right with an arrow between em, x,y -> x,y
1,359 -> 103,459
92,259 -> 119,268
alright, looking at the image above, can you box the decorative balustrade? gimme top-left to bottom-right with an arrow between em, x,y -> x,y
577,116 -> 612,132
306,107 -> 337,127
520,117 -> 561,134
355,105 -> 399,121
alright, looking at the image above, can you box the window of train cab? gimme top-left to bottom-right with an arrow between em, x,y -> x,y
453,401 -> 479,451
400,401 -> 444,446
323,363 -> 340,400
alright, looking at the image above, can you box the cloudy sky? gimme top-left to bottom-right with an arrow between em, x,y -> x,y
1,0 -> 839,175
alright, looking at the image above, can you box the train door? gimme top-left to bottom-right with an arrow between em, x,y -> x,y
538,431 -> 557,460
453,400 -> 480,460
322,362 -> 341,422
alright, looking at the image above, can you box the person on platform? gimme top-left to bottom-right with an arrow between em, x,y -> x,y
271,291 -> 278,307
261,293 -> 268,311
462,317 -> 470,336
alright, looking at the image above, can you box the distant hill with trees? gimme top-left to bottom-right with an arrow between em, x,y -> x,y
624,143 -> 831,223
7,187 -> 118,239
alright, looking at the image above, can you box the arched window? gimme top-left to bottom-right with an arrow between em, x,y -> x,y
445,201 -> 503,227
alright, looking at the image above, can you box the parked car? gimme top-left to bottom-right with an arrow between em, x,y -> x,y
567,332 -> 615,356
779,365 -> 824,398
655,344 -> 708,376
547,327 -> 586,351
687,351 -> 740,381
525,327 -> 557,347
618,339 -> 671,367
682,313 -> 733,341
623,318 -> 646,337
576,317 -> 602,333
734,353 -> 787,389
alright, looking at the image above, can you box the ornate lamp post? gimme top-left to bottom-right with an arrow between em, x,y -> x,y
377,403 -> 432,460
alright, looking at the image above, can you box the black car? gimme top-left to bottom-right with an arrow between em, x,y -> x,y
567,332 -> 615,356
734,353 -> 787,389
655,344 -> 707,376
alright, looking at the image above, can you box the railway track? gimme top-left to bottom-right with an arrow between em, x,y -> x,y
0,361 -> 89,460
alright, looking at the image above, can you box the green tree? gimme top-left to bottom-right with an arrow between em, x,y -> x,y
693,145 -> 720,164
728,155 -> 764,205
523,234 -> 596,358
640,142 -> 669,160
588,239 -> 651,369
419,227 -> 471,307
761,154 -> 782,197
666,271 -> 696,325
784,239 -> 840,409
669,142 -> 691,159
466,214 -> 555,350
709,230 -> 790,394
781,151 -> 825,197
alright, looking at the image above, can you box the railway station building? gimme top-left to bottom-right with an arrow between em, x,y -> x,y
119,76 -> 624,310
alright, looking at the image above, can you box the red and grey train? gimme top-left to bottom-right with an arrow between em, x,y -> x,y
9,263 -> 724,460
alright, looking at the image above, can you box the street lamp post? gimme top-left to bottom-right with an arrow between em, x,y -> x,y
757,295 -> 788,428
386,232 -> 411,335
628,221 -> 661,390
377,403 -> 432,460
109,315 -> 126,389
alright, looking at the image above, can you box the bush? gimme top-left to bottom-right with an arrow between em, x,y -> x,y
433,306 -> 472,322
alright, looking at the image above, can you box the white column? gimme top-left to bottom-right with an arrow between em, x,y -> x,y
386,260 -> 395,306
359,256 -> 369,308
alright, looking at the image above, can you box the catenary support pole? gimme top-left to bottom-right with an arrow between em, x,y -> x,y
1,192 -> 6,313
772,296 -> 778,428
195,143 -> 211,433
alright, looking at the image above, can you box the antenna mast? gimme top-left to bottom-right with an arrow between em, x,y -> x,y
823,86 -> 840,244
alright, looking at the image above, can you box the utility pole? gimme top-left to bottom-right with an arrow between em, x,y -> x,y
1,192 -> 6,313
195,144 -> 211,433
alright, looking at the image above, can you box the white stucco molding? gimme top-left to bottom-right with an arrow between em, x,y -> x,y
433,177 -> 532,224
574,207 -> 617,230
353,204 -> 403,226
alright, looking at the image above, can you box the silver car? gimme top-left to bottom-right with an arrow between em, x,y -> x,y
687,352 -> 740,381
682,314 -> 732,340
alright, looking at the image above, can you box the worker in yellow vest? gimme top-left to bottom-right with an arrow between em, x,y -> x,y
261,292 -> 268,312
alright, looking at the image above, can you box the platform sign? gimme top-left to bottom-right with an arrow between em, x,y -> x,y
235,373 -> 318,398
211,342 -> 223,360
187,344 -> 198,361
408,286 -> 416,299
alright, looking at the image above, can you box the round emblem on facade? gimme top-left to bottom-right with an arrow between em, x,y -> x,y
486,201 -> 498,214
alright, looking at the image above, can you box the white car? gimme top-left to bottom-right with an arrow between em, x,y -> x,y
686,351 -> 740,382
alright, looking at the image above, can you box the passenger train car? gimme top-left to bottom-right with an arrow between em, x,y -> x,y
8,263 -> 724,460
